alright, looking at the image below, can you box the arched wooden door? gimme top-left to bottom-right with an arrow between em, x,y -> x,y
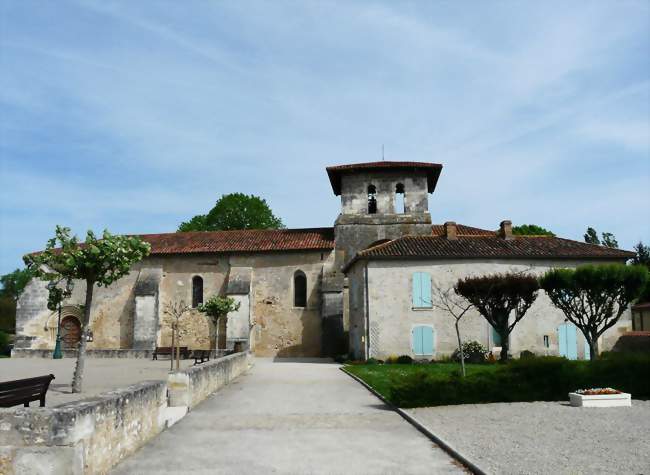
61,316 -> 81,349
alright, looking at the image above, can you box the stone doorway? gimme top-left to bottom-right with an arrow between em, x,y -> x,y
61,316 -> 81,349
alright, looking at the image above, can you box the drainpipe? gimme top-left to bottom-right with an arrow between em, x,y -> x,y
364,262 -> 370,360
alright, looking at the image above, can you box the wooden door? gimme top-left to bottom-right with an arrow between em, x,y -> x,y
61,316 -> 81,349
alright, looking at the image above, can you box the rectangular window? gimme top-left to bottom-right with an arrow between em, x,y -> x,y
412,272 -> 432,308
543,335 -> 549,348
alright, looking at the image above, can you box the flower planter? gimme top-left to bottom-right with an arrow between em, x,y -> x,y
569,392 -> 631,407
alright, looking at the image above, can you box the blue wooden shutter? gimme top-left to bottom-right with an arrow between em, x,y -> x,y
421,273 -> 432,307
412,273 -> 422,307
558,323 -> 578,360
491,326 -> 502,346
422,326 -> 434,355
583,334 -> 591,360
412,326 -> 423,354
412,272 -> 432,308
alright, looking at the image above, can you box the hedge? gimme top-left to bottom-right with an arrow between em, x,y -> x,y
388,353 -> 650,408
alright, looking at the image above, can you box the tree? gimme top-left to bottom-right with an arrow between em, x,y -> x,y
584,227 -> 618,248
431,281 -> 473,376
178,193 -> 284,232
163,300 -> 191,371
631,242 -> 650,269
512,224 -> 555,236
197,295 -> 240,350
0,268 -> 34,333
24,226 -> 150,392
455,273 -> 540,361
540,264 -> 648,360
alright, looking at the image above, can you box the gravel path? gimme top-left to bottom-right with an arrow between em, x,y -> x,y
407,400 -> 650,475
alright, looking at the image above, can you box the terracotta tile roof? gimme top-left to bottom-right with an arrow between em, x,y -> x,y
138,228 -> 335,255
326,161 -> 442,195
431,224 -> 496,236
344,232 -> 634,271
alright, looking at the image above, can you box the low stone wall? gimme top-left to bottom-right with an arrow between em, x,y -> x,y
0,352 -> 251,474
11,348 -> 227,359
168,351 -> 251,409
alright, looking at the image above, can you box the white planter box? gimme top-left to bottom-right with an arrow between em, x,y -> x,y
569,392 -> 631,407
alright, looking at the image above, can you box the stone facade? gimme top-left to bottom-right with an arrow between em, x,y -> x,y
14,161 -> 634,359
347,259 -> 633,360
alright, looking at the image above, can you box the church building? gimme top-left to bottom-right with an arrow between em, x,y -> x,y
15,162 -> 634,360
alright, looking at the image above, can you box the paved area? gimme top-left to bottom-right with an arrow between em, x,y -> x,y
408,401 -> 650,475
0,357 -> 192,406
112,358 -> 464,474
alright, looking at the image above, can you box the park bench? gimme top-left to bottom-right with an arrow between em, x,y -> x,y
192,349 -> 211,365
153,346 -> 190,360
0,374 -> 55,408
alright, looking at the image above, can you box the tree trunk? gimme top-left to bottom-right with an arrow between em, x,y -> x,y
72,280 -> 94,393
455,320 -> 466,377
589,334 -> 599,360
218,316 -> 228,350
170,327 -> 175,371
175,328 -> 180,371
499,333 -> 509,362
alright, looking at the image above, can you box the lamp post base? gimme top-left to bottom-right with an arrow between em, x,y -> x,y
53,338 -> 63,359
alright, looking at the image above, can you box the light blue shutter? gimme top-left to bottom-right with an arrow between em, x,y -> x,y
412,326 -> 423,354
558,323 -> 578,360
421,273 -> 432,308
422,326 -> 434,355
491,326 -> 502,346
412,273 -> 422,307
412,272 -> 432,308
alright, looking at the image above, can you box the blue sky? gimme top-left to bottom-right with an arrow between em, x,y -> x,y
1,0 -> 649,275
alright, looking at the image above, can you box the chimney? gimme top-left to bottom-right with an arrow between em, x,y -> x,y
499,220 -> 513,240
444,221 -> 458,240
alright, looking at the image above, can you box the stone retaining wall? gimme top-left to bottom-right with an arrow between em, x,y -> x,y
0,352 -> 251,474
11,348 -> 226,359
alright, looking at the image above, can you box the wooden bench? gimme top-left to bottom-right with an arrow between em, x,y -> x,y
153,346 -> 190,360
0,374 -> 55,408
192,349 -> 211,365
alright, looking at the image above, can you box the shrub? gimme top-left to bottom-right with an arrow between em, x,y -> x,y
333,354 -> 348,364
366,357 -> 381,365
452,340 -> 488,364
0,331 -> 10,356
519,350 -> 535,359
396,355 -> 413,364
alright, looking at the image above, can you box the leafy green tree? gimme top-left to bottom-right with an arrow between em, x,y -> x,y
584,227 -> 618,248
0,268 -> 34,333
512,224 -> 555,236
178,193 -> 284,232
198,295 -> 240,350
0,268 -> 34,301
455,273 -> 540,361
631,242 -> 650,269
24,226 -> 150,392
540,264 -> 648,360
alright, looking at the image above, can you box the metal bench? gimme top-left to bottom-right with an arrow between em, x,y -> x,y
192,349 -> 211,365
0,374 -> 55,408
153,346 -> 190,360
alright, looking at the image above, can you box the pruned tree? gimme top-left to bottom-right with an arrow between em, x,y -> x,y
431,281 -> 473,376
163,300 -> 191,371
455,273 -> 540,361
540,264 -> 648,360
24,226 -> 150,392
198,295 -> 240,350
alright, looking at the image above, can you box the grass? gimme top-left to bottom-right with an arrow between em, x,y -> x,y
345,354 -> 649,408
345,363 -> 499,399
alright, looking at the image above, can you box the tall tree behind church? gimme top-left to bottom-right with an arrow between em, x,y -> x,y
178,193 -> 284,232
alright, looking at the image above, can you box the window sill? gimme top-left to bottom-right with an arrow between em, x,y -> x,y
411,307 -> 433,311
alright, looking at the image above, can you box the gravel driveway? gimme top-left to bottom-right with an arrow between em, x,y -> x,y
407,400 -> 650,475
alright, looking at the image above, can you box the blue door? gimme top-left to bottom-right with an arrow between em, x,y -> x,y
412,326 -> 434,356
558,323 -> 578,360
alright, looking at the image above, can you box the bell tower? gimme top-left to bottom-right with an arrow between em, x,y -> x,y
327,161 -> 442,265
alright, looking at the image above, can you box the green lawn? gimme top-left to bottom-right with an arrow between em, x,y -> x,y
345,362 -> 499,400
345,354 -> 649,407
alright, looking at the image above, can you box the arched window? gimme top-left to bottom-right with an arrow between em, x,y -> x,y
192,276 -> 203,308
395,183 -> 405,213
367,185 -> 377,214
294,271 -> 307,308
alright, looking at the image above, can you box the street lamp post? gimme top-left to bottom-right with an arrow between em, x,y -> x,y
48,280 -> 73,359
